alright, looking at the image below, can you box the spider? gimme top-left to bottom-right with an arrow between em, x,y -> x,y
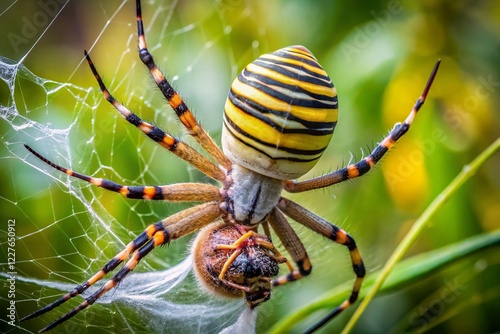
21,0 -> 440,332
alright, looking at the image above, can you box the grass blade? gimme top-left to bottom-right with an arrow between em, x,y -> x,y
269,137 -> 500,333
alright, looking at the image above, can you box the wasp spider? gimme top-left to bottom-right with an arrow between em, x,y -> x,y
21,0 -> 440,332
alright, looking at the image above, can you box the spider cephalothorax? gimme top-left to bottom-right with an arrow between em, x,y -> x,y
21,0 -> 440,332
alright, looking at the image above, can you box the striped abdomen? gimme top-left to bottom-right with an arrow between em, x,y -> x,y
222,45 -> 338,180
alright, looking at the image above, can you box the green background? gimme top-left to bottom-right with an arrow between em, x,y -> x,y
1,0 -> 499,333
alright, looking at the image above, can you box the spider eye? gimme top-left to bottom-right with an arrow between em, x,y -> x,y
222,45 -> 338,180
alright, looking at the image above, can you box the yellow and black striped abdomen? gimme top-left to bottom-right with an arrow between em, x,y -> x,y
222,45 -> 338,180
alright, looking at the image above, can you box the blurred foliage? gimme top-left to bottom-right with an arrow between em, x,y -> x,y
0,0 -> 499,334
272,229 -> 500,333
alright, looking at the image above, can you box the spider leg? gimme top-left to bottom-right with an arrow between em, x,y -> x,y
268,208 -> 312,285
136,0 -> 232,171
284,59 -> 441,193
24,144 -> 221,202
21,204 -> 213,323
84,51 -> 226,182
277,197 -> 365,333
36,236 -> 160,333
261,221 -> 272,241
19,223 -> 161,323
24,202 -> 221,333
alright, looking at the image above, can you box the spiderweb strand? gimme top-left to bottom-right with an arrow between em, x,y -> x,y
1,1 -> 252,333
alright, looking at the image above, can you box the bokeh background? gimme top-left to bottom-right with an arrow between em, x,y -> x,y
1,0 -> 499,333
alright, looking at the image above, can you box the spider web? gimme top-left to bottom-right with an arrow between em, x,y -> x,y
0,0 -> 431,333
0,1 -> 277,333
